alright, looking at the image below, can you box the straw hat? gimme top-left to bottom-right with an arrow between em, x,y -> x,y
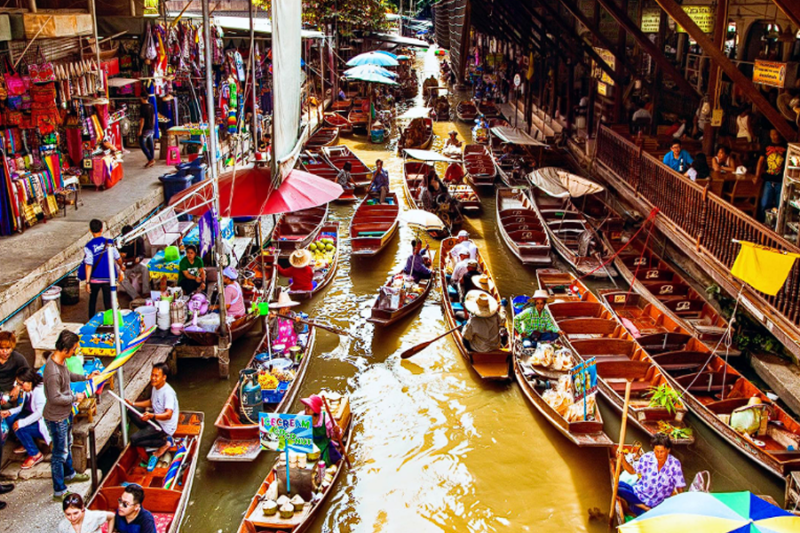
289,249 -> 313,268
464,290 -> 499,317
270,290 -> 299,309
531,289 -> 550,301
471,274 -> 492,292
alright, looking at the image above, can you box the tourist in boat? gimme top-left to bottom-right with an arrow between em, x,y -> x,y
277,249 -> 315,292
300,394 -> 342,467
114,484 -> 157,533
450,230 -> 478,262
662,139 -> 693,173
369,159 -> 390,204
4,367 -> 49,470
450,252 -> 474,287
59,493 -> 114,533
513,290 -> 562,349
209,267 -> 246,319
616,433 -> 685,517
461,273 -> 491,304
445,130 -> 462,149
126,363 -> 179,459
336,161 -> 356,193
178,244 -> 206,295
402,239 -> 432,283
462,291 -> 506,353
267,291 -> 305,348
712,146 -> 736,173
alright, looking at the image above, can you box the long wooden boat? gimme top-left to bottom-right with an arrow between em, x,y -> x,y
305,127 -> 339,149
348,100 -> 369,130
398,118 -> 433,152
463,144 -> 497,187
539,270 -> 695,446
529,187 -> 618,278
478,100 -> 500,118
349,193 -> 400,256
456,100 -> 478,122
297,151 -> 357,202
491,140 -> 537,188
402,161 -> 461,238
449,183 -> 481,215
609,236 -> 740,355
208,325 -> 317,462
367,253 -> 436,326
330,99 -> 351,114
236,392 -> 352,533
88,411 -> 204,533
322,145 -> 372,190
496,188 -> 551,266
323,112 -> 352,133
270,204 -> 328,259
285,222 -> 339,300
511,296 -> 612,447
440,237 -> 511,381
601,290 -> 800,477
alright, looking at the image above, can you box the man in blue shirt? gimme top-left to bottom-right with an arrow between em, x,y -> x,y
662,140 -> 693,173
114,484 -> 157,533
369,159 -> 390,204
402,239 -> 432,282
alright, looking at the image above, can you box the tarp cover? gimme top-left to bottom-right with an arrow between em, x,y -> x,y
529,167 -> 605,198
397,107 -> 432,120
491,126 -> 548,146
272,0 -> 303,182
403,149 -> 456,163
214,16 -> 324,39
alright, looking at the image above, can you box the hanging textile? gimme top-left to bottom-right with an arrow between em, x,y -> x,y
0,153 -> 16,235
198,210 -> 218,258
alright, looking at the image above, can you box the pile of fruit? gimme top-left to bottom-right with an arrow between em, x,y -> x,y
271,367 -> 295,383
308,237 -> 336,269
258,372 -> 279,390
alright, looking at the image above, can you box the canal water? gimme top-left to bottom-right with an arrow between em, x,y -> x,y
173,49 -> 783,532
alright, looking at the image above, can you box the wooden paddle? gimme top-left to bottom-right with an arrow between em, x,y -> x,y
400,326 -> 460,359
297,318 -> 350,337
320,395 -> 352,468
609,381 -> 633,528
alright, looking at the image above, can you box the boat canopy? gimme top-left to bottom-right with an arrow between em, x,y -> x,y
403,149 -> 457,163
529,167 -> 605,198
397,107 -> 433,120
491,126 -> 548,146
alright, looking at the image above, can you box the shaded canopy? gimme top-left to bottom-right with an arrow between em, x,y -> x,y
529,167 -> 605,198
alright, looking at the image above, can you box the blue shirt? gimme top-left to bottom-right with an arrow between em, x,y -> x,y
114,508 -> 156,533
371,169 -> 389,190
662,150 -> 693,172
402,250 -> 432,282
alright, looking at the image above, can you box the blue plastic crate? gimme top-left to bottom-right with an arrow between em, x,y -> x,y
261,380 -> 289,404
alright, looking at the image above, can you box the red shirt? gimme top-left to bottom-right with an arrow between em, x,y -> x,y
277,264 -> 314,291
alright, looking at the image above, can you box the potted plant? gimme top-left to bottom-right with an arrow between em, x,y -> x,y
646,384 -> 685,421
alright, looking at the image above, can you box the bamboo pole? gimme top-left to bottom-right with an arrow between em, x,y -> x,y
609,381 -> 632,527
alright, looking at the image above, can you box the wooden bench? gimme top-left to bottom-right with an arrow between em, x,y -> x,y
24,301 -> 84,367
144,207 -> 194,256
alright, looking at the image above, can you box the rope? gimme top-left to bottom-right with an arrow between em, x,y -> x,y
624,210 -> 658,302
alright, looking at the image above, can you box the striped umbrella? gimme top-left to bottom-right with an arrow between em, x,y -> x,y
619,492 -> 799,533
162,441 -> 187,489
346,52 -> 399,67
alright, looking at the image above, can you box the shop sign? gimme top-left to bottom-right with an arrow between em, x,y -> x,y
597,81 -> 609,97
641,8 -> 661,33
259,413 -> 314,452
593,48 -> 616,86
570,357 -> 598,403
676,6 -> 714,34
753,60 -> 787,88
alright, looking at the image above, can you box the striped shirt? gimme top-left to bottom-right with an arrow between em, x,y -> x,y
513,306 -> 559,336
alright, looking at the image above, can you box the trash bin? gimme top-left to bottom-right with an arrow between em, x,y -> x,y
158,173 -> 194,204
176,160 -> 207,184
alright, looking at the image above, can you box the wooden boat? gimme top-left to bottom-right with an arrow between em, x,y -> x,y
299,152 -> 356,203
285,222 -> 339,300
349,193 -> 400,256
322,146 -> 372,190
456,100 -> 478,122
323,112 -> 352,133
511,296 -> 612,447
367,253 -> 436,326
610,236 -> 740,355
601,290 -> 800,477
270,205 -> 328,259
348,100 -> 369,130
463,144 -> 497,187
305,127 -> 339,149
398,118 -> 434,152
529,187 -> 618,278
439,237 -> 511,381
88,412 -> 204,533
539,270 -> 695,446
491,139 -> 537,188
496,188 -> 551,265
330,99 -> 352,114
236,392 -> 352,533
478,100 -> 500,118
207,325 -> 317,462
488,118 -> 510,128
449,182 -> 481,215
402,161 -> 461,238
401,77 -> 419,99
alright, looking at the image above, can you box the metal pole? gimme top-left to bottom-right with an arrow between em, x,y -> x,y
320,36 -> 325,109
88,426 -> 98,493
106,240 -> 128,445
250,0 -> 258,152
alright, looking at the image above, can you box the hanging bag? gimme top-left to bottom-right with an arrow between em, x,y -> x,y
3,56 -> 25,96
29,46 -> 56,84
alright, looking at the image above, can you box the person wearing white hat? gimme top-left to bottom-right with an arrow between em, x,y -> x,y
267,290 -> 304,348
450,251 -> 474,286
449,230 -> 477,263
277,249 -> 315,292
513,289 -> 562,348
462,291 -> 506,353
210,267 -> 245,319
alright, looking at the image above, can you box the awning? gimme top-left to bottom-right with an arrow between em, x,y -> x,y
397,107 -> 432,120
215,16 -> 324,39
403,149 -> 456,163
491,126 -> 548,147
529,167 -> 605,198
367,32 -> 430,48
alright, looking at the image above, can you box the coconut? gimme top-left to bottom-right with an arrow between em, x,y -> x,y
265,481 -> 279,501
262,500 -> 278,516
307,443 -> 321,461
276,494 -> 291,507
290,494 -> 305,511
279,502 -> 295,519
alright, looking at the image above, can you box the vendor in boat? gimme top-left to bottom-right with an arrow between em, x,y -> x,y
616,433 -> 685,517
513,290 -> 563,348
336,161 -> 356,192
178,244 -> 206,295
421,178 -> 450,211
445,130 -> 462,149
267,291 -> 305,348
126,363 -> 179,459
277,249 -> 315,293
300,394 -> 342,467
402,239 -> 432,283
444,162 -> 465,184
369,159 -> 390,204
450,230 -> 478,262
462,291 -> 506,353
209,267 -> 246,319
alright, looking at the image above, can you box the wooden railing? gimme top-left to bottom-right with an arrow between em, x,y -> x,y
595,124 -> 800,333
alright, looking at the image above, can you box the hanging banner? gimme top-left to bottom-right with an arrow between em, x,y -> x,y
676,6 -> 714,33
272,0 -> 302,182
641,8 -> 661,33
259,413 -> 314,452
570,358 -> 598,402
753,60 -> 788,88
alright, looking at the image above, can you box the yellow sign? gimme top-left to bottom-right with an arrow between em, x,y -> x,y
593,48 -> 616,86
676,6 -> 714,33
597,81 -> 609,97
753,60 -> 787,88
641,8 -> 661,33
711,109 -> 724,127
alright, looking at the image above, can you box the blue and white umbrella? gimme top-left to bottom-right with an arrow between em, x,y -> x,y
344,65 -> 398,79
374,50 -> 398,60
346,51 -> 400,67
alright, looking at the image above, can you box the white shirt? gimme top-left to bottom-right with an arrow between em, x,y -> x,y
451,259 -> 472,284
58,510 -> 109,533
450,240 -> 478,263
151,382 -> 179,436
632,108 -> 651,121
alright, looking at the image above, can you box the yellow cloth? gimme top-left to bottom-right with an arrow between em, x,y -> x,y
526,53 -> 534,80
730,241 -> 800,295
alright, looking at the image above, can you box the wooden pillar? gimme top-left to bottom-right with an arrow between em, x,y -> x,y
29,0 -> 37,13
650,10 -> 668,135
587,0 -> 600,137
567,59 -> 575,132
614,0 -> 628,123
702,0 -> 729,155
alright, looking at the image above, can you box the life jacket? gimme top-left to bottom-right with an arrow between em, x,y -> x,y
79,236 -> 114,282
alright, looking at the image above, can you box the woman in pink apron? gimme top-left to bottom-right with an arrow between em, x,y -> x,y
267,290 -> 304,348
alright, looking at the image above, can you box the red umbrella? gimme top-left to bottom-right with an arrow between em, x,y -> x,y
169,166 -> 343,217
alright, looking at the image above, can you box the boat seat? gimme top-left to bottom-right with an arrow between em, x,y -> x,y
607,379 -> 654,395
559,318 -> 618,336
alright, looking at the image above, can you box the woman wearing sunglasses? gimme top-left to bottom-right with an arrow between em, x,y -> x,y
58,493 -> 114,533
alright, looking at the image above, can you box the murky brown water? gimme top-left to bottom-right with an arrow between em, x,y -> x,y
173,49 -> 783,533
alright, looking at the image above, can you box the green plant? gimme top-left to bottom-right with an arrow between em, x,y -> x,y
646,384 -> 683,415
657,421 -> 693,441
